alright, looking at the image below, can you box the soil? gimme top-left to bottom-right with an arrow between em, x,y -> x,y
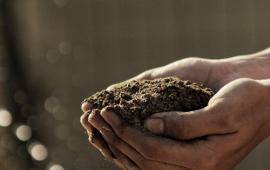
83,77 -> 214,129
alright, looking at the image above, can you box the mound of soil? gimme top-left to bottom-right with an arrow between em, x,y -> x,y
82,77 -> 214,129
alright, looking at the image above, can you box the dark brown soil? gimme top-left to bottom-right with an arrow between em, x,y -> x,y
83,77 -> 214,129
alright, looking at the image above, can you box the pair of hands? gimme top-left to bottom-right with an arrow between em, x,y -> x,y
81,57 -> 270,170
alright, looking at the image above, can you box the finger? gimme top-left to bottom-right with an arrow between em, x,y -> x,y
131,69 -> 156,80
80,111 -> 99,144
83,110 -> 116,159
144,101 -> 238,140
89,111 -> 145,169
97,123 -> 143,169
100,109 -> 202,168
88,109 -> 112,135
213,132 -> 264,170
106,69 -> 158,91
80,112 -> 93,132
81,101 -> 91,112
84,110 -> 114,159
88,130 -> 115,161
109,145 -> 141,170
106,80 -> 133,91
99,125 -> 188,170
80,111 -> 101,143
112,159 -> 126,170
131,64 -> 182,81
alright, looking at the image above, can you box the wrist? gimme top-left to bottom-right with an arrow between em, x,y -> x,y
257,79 -> 270,137
218,49 -> 270,82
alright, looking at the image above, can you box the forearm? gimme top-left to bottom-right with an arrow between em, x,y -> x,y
257,79 -> 270,138
221,48 -> 270,80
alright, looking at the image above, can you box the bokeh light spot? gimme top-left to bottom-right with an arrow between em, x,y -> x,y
0,109 -> 13,127
28,142 -> 48,161
15,125 -> 32,141
48,164 -> 65,170
44,96 -> 60,113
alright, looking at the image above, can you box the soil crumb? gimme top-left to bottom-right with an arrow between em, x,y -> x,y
83,77 -> 214,129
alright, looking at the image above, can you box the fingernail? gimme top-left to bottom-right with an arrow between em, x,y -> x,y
145,118 -> 164,134
81,102 -> 89,112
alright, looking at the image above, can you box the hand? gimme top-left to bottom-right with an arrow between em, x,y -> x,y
107,57 -> 232,91
108,48 -> 270,92
83,78 -> 270,170
81,57 -> 231,168
81,51 -> 270,169
142,78 -> 270,169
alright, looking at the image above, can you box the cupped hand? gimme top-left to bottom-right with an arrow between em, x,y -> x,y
141,78 -> 270,169
82,78 -> 270,170
80,55 -> 270,169
80,57 -> 227,168
107,57 -> 243,92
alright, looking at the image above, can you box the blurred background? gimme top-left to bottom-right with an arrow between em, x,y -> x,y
0,0 -> 270,169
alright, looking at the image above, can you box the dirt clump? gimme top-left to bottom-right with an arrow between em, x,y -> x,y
83,77 -> 214,129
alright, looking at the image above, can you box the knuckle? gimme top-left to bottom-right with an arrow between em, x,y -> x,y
183,57 -> 204,65
185,57 -> 200,61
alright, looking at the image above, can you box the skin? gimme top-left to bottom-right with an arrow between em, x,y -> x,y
81,48 -> 270,170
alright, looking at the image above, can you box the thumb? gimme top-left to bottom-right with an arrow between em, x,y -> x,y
144,104 -> 233,140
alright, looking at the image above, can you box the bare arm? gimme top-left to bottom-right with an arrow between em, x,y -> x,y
81,48 -> 270,170
220,48 -> 270,83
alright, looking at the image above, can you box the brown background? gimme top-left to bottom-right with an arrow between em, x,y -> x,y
1,0 -> 270,169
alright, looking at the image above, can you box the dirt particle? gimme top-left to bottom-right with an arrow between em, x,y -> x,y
82,77 -> 214,130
